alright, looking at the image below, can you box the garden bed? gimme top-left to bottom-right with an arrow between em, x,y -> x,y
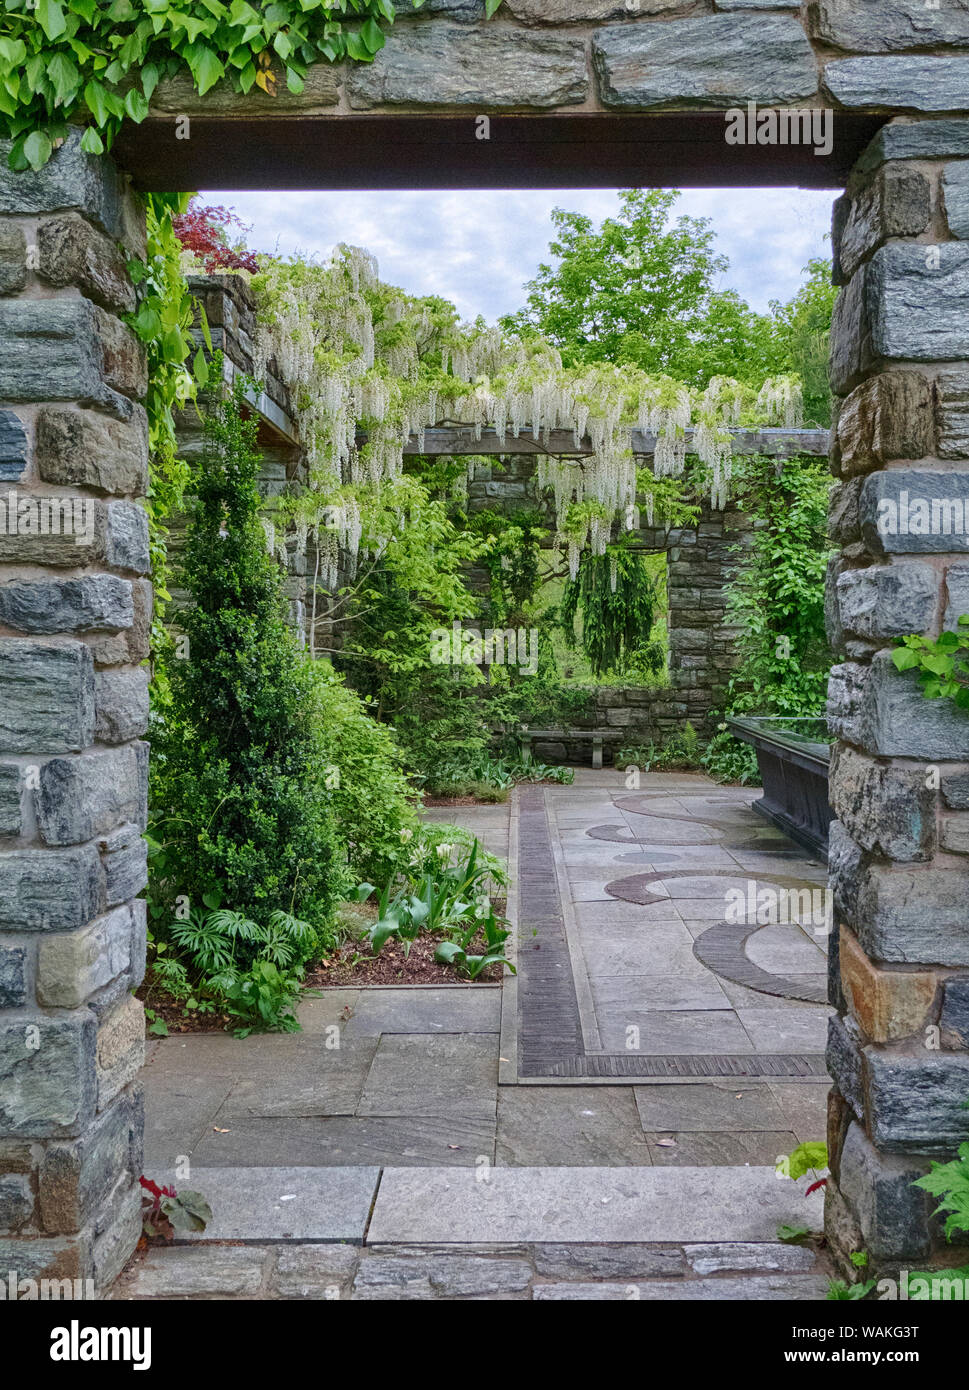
306,932 -> 505,987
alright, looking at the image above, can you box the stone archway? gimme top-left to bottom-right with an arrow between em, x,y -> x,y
2,3 -> 969,1289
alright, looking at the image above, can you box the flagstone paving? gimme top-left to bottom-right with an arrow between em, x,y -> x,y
134,770 -> 836,1299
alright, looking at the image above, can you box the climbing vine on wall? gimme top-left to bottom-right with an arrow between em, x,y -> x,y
0,0 -> 424,170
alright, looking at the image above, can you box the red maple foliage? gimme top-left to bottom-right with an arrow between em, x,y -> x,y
171,196 -> 260,274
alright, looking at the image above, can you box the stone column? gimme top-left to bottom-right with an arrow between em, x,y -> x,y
825,121 -> 969,1273
0,133 -> 150,1294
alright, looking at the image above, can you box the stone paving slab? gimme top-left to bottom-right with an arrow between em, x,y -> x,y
685,1241 -> 818,1275
182,1166 -> 381,1242
596,1008 -> 755,1055
217,1037 -> 380,1119
356,1034 -> 498,1121
591,973 -> 732,1013
496,1086 -> 651,1166
367,1165 -> 826,1244
188,1114 -> 496,1167
643,1130 -> 799,1166
633,1082 -> 789,1132
143,1075 -> 234,1166
343,986 -> 500,1037
736,1008 -> 831,1053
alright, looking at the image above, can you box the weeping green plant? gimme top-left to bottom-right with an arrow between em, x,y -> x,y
561,540 -> 664,679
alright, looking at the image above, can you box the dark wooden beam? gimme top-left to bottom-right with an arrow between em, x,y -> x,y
114,112 -> 884,192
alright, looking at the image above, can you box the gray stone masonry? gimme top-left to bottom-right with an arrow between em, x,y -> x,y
824,120 -> 969,1276
0,132 -> 148,1293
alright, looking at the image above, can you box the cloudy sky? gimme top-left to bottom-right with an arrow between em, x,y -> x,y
201,186 -> 836,323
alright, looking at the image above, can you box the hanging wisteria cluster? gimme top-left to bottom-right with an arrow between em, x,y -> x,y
250,246 -> 803,579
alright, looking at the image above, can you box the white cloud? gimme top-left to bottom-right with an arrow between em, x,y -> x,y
201,186 -> 835,322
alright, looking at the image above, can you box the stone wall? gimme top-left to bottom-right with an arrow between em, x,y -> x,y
0,134 -> 149,1292
141,2 -> 969,121
467,455 -> 750,740
824,119 -> 969,1274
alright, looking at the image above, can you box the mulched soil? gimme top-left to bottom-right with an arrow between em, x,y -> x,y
422,793 -> 508,807
305,930 -> 504,987
136,983 -> 231,1035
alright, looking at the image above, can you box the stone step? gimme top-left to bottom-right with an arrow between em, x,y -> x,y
368,1165 -> 825,1245
179,1164 -> 824,1246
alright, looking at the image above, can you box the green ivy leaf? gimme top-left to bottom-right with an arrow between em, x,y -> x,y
22,129 -> 53,171
35,0 -> 68,42
79,125 -> 105,154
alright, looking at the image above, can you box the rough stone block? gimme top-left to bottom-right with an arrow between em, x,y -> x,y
37,213 -> 136,314
35,405 -> 149,496
0,131 -> 131,241
0,846 -> 102,932
39,1094 -> 136,1235
866,1050 -> 969,1154
36,746 -> 145,848
825,56 -> 969,111
36,906 -> 135,1010
855,862 -> 969,966
509,0 -> 689,17
348,22 -> 587,108
942,767 -> 969,809
809,0 -> 969,53
0,409 -> 27,482
0,1012 -> 97,1138
941,815 -> 969,854
149,61 -> 343,115
95,995 -> 144,1111
840,927 -> 939,1043
0,763 -> 22,838
856,119 -> 969,172
0,1174 -> 33,1232
944,163 -> 969,241
0,575 -> 133,636
936,369 -> 969,461
100,828 -> 148,908
92,1178 -> 141,1291
0,640 -> 95,754
838,167 -> 931,282
0,945 -> 26,1008
838,1120 -> 932,1260
826,1013 -> 865,1119
836,563 -> 937,644
0,222 -> 27,295
0,299 -> 144,412
828,478 -> 862,544
860,470 -> 969,557
828,743 -> 935,862
593,14 -> 818,108
869,244 -> 969,365
829,269 -> 871,396
828,652 -> 969,760
94,668 -> 149,743
940,976 -> 969,1048
105,500 -> 149,573
945,562 -> 969,630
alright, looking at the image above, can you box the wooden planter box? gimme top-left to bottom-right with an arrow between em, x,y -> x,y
727,715 -> 833,861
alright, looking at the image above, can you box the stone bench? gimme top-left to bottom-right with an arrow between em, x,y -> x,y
519,727 -> 627,771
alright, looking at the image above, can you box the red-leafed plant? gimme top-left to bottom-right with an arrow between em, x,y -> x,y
171,197 -> 260,274
140,1175 -> 212,1243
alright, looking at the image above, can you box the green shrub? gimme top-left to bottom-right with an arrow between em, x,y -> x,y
149,373 -> 344,935
310,663 -> 421,885
701,725 -> 761,785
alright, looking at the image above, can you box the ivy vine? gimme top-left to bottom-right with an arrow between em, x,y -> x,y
0,0 -> 427,170
893,616 -> 969,711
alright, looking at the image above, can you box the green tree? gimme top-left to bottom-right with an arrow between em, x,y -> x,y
766,256 -> 838,427
151,374 -> 342,929
503,189 -> 731,376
